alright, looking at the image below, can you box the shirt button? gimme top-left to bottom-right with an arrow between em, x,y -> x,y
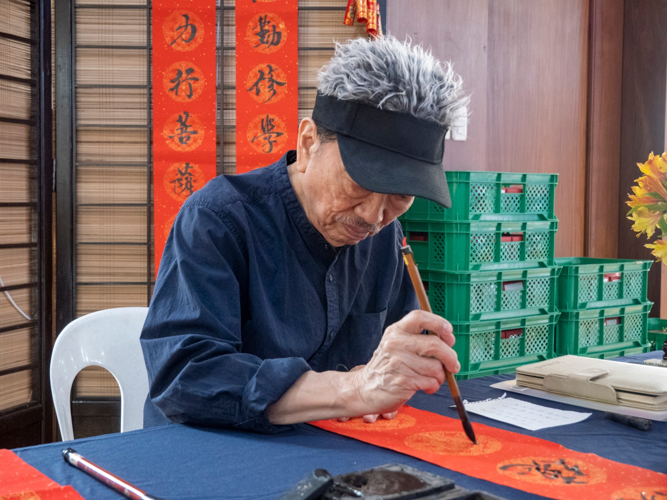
328,274 -> 333,282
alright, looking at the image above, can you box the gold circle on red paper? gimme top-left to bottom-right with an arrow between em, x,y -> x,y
163,62 -> 206,103
496,456 -> 606,486
245,12 -> 287,54
163,162 -> 205,203
244,63 -> 288,104
162,111 -> 205,152
610,487 -> 667,500
162,10 -> 204,52
164,214 -> 177,240
246,114 -> 288,155
325,413 -> 417,432
404,431 -> 501,457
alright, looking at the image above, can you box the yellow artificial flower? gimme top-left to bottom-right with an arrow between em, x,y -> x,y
629,207 -> 664,239
627,183 -> 661,209
637,152 -> 667,201
646,239 -> 667,263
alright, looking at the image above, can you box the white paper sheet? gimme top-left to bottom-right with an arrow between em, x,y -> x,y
491,379 -> 667,421
459,393 -> 592,431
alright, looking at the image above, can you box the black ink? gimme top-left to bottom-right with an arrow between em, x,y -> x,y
169,162 -> 196,197
251,115 -> 284,153
246,64 -> 285,103
168,111 -> 199,146
499,459 -> 588,485
169,67 -> 200,99
253,15 -> 282,49
170,14 -> 197,46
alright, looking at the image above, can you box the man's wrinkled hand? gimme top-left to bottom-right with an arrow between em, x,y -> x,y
348,310 -> 459,417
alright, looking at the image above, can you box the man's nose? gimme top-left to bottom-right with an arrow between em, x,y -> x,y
355,192 -> 387,225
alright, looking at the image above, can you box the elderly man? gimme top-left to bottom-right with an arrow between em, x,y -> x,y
141,36 -> 467,432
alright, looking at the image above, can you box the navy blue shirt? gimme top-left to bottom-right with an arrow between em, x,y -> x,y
141,152 -> 418,433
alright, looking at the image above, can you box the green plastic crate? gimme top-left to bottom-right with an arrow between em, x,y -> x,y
452,312 -> 559,380
647,318 -> 667,351
421,267 -> 561,322
402,219 -> 557,272
555,257 -> 652,310
556,302 -> 653,357
399,171 -> 558,222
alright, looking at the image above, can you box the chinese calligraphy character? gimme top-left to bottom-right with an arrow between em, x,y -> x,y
170,14 -> 197,46
169,67 -> 200,100
169,162 -> 196,197
251,114 -> 284,153
168,111 -> 199,146
499,459 -> 588,485
253,15 -> 282,49
247,64 -> 286,103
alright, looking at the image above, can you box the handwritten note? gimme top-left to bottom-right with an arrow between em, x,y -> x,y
460,393 -> 591,431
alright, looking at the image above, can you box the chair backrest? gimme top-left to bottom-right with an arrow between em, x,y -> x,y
50,307 -> 150,441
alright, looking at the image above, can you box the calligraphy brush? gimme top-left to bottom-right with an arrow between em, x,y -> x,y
400,239 -> 477,445
62,448 -> 164,500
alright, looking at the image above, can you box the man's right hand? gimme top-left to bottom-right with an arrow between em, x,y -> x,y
348,309 -> 459,417
267,310 -> 459,426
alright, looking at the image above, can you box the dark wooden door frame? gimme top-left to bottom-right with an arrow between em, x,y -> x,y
0,0 -> 54,448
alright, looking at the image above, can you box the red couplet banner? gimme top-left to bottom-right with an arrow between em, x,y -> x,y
311,406 -> 667,500
0,450 -> 85,499
152,0 -> 217,277
236,0 -> 299,174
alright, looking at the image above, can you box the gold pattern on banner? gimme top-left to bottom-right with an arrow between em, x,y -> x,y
162,11 -> 204,51
405,432 -> 502,457
164,214 -> 177,240
245,64 -> 288,104
246,13 -> 287,54
164,162 -> 205,202
497,457 -> 607,486
162,111 -> 206,152
325,413 -> 417,432
247,113 -> 288,154
163,62 -> 206,102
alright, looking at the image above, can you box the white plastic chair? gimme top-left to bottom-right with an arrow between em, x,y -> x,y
50,307 -> 150,441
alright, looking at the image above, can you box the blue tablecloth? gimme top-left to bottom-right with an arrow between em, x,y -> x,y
14,352 -> 667,500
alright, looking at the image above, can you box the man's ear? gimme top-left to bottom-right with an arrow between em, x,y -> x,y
295,118 -> 319,173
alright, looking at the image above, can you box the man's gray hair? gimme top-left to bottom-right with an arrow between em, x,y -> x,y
317,36 -> 468,130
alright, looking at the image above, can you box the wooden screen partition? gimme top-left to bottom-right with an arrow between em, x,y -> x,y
0,0 -> 53,447
55,0 -> 366,407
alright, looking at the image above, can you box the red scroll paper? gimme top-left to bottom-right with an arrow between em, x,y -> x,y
0,449 -> 85,499
311,406 -> 667,500
236,0 -> 298,174
153,0 -> 217,277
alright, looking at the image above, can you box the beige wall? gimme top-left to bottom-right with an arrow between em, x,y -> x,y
388,0 -> 595,259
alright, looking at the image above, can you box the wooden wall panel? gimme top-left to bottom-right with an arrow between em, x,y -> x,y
386,0 -> 489,172
487,0 -> 588,258
618,0 -> 667,314
585,0 -> 623,259
388,0 -> 589,259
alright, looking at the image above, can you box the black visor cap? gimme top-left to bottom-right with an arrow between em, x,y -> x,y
312,93 -> 451,208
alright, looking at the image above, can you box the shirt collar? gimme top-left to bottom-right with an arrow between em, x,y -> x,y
276,151 -> 338,261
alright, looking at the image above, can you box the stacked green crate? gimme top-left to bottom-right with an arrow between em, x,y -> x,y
399,171 -> 560,380
647,318 -> 667,351
555,258 -> 653,358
